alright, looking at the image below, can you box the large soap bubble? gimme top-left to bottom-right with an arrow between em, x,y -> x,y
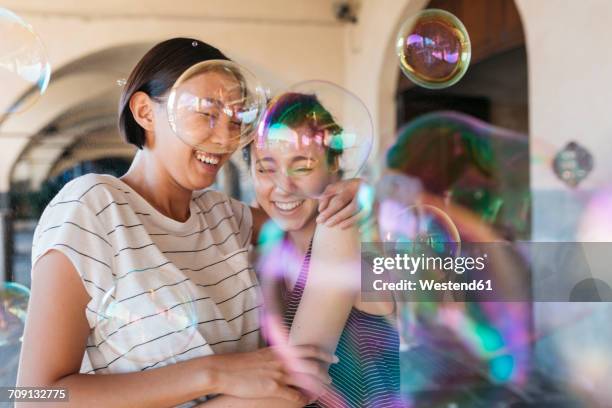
387,111 -> 530,241
0,7 -> 51,119
167,59 -> 267,154
253,80 -> 373,199
0,281 -> 30,347
95,281 -> 199,364
396,9 -> 471,89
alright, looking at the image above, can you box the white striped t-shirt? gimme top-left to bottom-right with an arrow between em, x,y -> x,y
31,173 -> 261,380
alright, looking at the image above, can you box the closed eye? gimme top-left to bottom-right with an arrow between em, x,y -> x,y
290,167 -> 314,175
199,111 -> 218,119
256,166 -> 276,174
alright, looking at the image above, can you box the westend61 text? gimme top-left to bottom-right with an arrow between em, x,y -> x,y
372,279 -> 493,292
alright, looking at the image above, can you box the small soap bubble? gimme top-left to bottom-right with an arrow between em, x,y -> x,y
378,203 -> 460,257
552,141 -> 593,188
0,7 -> 51,118
396,9 -> 471,89
95,282 -> 198,364
0,281 -> 30,347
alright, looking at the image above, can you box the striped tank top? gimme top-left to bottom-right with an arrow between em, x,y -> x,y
283,240 -> 401,408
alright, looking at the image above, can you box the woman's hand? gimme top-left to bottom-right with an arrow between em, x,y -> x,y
316,178 -> 372,229
212,345 -> 337,403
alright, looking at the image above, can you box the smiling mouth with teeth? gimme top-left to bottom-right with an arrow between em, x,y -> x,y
273,200 -> 304,212
194,151 -> 221,166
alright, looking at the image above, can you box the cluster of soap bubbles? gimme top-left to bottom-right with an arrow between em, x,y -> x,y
0,7 -> 50,120
378,110 -> 538,402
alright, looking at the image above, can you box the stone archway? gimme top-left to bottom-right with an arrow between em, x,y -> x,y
2,43 -> 152,283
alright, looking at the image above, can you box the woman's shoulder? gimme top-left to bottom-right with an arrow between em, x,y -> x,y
52,173 -> 125,201
313,223 -> 360,251
310,223 -> 361,283
43,173 -> 130,219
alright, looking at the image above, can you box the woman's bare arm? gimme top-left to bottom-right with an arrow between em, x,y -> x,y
193,227 -> 357,408
196,395 -> 302,407
17,250 -> 217,407
17,250 -> 327,408
289,224 -> 360,352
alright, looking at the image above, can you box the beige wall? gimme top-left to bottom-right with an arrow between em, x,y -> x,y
516,1 -> 612,394
342,0 -> 426,172
516,0 -> 612,191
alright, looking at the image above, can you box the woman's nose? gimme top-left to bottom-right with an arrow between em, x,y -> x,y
274,173 -> 297,195
208,114 -> 235,151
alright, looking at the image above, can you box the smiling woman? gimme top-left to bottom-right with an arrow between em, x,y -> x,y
244,93 -> 344,231
16,38 -> 363,408
251,93 -> 344,199
118,45 -> 244,194
246,92 -> 400,407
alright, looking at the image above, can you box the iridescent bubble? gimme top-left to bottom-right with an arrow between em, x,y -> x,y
253,81 -> 373,199
167,59 -> 267,155
396,9 -> 471,89
381,111 -> 535,394
95,281 -> 198,364
387,111 -> 530,240
379,203 -> 460,257
0,7 -> 51,118
432,303 -> 528,384
552,141 -> 594,188
0,281 -> 30,347
255,220 -> 300,346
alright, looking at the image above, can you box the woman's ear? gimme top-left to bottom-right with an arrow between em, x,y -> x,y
329,154 -> 341,173
129,91 -> 156,133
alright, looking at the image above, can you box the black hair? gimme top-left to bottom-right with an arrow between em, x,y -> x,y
118,38 -> 229,149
